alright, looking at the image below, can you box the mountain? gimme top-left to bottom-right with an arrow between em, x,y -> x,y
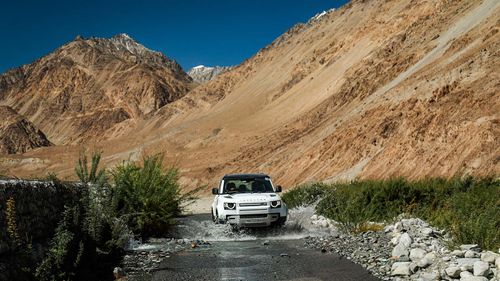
0,106 -> 51,154
187,65 -> 234,83
1,0 -> 499,187
0,33 -> 193,145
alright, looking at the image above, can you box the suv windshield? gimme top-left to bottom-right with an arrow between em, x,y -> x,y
223,178 -> 274,194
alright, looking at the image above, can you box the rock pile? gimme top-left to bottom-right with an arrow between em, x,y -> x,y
304,215 -> 500,281
120,238 -> 193,279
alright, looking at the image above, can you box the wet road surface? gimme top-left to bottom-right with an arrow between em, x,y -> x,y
149,214 -> 380,281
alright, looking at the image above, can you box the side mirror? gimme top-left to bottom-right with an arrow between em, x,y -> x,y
212,188 -> 219,195
275,185 -> 282,193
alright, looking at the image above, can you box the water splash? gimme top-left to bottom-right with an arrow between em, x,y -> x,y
173,206 -> 337,241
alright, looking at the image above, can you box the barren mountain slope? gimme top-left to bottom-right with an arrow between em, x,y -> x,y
1,0 -> 498,188
0,34 -> 193,145
0,106 -> 51,154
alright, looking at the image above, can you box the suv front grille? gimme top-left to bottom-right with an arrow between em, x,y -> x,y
240,214 -> 268,219
239,202 -> 267,207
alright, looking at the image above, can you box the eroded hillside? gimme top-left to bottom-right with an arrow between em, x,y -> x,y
1,0 -> 498,188
0,34 -> 193,145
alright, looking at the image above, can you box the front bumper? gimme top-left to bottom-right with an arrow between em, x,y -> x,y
226,213 -> 284,227
221,204 -> 288,227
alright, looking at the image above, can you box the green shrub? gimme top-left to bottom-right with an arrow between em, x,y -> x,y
111,154 -> 183,237
288,177 -> 499,250
75,150 -> 107,186
35,151 -> 125,281
281,182 -> 330,208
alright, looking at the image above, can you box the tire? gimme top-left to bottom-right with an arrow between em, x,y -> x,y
274,217 -> 287,227
213,210 -> 225,224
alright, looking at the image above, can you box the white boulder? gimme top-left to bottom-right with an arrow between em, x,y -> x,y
392,242 -> 410,259
481,251 -> 500,264
465,250 -> 477,258
473,260 -> 490,276
399,233 -> 412,247
410,248 -> 427,262
424,252 -> 437,264
391,262 -> 411,276
457,258 -> 480,271
445,266 -> 461,278
460,244 -> 481,252
417,257 -> 432,268
460,276 -> 488,281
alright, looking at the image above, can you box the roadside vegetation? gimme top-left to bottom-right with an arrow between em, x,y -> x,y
3,151 -> 197,281
282,177 -> 500,250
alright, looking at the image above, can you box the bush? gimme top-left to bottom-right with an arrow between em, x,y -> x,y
281,182 -> 330,208
111,154 -> 183,237
35,151 -> 125,281
287,177 -> 499,250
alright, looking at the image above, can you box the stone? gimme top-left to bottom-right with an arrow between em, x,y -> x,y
399,233 -> 412,247
496,257 -> 500,270
473,261 -> 490,276
262,240 -> 270,246
394,222 -> 404,232
481,251 -> 500,264
420,271 -> 440,280
458,258 -> 481,269
452,249 -> 465,257
460,244 -> 481,252
392,242 -> 409,259
113,267 -> 125,279
391,262 -> 411,276
465,250 -> 477,258
417,257 -> 432,268
410,248 -> 427,262
460,276 -> 488,281
409,262 -> 418,273
445,266 -> 461,278
421,227 -> 433,236
384,225 -> 394,233
391,233 -> 401,245
424,252 -> 437,264
461,271 -> 473,278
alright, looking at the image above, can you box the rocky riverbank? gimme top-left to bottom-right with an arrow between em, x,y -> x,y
304,214 -> 500,281
116,238 -> 203,280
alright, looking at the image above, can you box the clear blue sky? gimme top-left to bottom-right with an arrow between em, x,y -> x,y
0,0 -> 348,73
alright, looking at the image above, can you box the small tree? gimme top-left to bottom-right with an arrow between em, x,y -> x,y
112,154 -> 183,237
75,150 -> 107,185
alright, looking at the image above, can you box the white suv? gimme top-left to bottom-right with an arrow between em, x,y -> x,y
211,173 -> 288,227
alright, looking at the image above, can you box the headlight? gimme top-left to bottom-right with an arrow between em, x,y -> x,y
270,200 -> 281,208
224,202 -> 236,210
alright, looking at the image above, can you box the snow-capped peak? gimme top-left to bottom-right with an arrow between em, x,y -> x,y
309,8 -> 335,22
187,65 -> 234,83
109,33 -> 152,56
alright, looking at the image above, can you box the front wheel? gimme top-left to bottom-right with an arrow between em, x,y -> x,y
212,209 -> 225,224
211,208 -> 216,222
273,217 -> 287,227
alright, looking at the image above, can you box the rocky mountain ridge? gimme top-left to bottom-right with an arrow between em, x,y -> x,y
0,0 -> 498,186
187,65 -> 234,83
0,106 -> 51,154
0,34 -> 193,146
